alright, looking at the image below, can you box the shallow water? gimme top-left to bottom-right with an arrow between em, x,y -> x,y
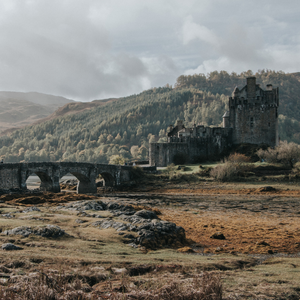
26,175 -> 77,189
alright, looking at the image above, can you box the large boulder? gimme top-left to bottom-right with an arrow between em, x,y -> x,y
2,243 -> 23,251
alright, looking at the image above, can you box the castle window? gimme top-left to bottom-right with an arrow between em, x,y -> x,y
268,122 -> 270,127
250,117 -> 253,128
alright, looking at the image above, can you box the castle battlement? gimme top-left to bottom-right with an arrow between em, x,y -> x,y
150,77 -> 279,167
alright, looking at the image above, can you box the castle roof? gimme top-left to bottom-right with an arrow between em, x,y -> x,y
222,111 -> 230,118
232,86 -> 239,97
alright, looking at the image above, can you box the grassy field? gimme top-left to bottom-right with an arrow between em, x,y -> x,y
0,166 -> 300,299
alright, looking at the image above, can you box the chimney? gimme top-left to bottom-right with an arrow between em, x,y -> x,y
266,84 -> 273,91
247,76 -> 256,99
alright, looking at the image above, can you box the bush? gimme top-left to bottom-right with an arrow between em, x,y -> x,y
109,155 -> 126,165
210,161 -> 238,182
227,153 -> 251,163
256,147 -> 278,164
257,141 -> 300,167
130,166 -> 145,180
210,154 -> 252,181
165,163 -> 177,179
292,162 -> 300,175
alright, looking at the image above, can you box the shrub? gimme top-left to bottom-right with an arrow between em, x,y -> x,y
256,141 -> 300,167
210,154 -> 252,181
292,162 -> 300,175
109,154 -> 126,165
130,166 -> 145,181
165,163 -> 177,179
210,161 -> 238,182
227,153 -> 251,163
256,147 -> 278,163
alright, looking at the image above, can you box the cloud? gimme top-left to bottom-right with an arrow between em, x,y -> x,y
0,0 -> 299,101
182,17 -> 218,46
183,19 -> 300,76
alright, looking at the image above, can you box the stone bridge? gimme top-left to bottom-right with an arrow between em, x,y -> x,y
0,162 -> 154,194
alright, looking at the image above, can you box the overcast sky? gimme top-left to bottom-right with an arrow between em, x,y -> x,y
0,0 -> 299,101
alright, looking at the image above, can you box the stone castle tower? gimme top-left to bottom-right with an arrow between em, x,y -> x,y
150,77 -> 279,167
223,77 -> 279,146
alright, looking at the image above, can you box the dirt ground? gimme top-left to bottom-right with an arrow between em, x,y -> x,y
1,180 -> 300,299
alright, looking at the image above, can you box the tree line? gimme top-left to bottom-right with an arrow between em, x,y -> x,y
0,70 -> 299,164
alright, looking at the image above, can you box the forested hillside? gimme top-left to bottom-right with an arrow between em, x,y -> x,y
0,70 -> 299,164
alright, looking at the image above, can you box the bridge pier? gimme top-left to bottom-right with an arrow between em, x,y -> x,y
77,181 -> 97,194
0,162 -> 148,194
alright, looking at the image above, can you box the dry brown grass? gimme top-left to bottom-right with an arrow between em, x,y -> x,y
1,180 -> 300,299
0,269 -> 223,300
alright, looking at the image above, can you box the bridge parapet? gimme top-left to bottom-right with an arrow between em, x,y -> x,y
0,162 -> 143,194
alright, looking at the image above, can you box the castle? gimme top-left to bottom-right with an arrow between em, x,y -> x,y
149,77 -> 279,167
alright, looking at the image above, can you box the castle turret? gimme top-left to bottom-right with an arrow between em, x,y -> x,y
222,111 -> 230,128
247,76 -> 256,100
228,76 -> 279,146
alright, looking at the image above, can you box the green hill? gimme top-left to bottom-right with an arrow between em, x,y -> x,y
1,70 -> 300,163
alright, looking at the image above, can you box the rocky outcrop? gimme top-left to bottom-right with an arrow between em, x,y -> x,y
2,225 -> 67,238
60,200 -> 187,249
85,203 -> 187,249
1,243 -> 23,250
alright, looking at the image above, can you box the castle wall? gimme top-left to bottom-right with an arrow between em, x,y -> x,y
0,164 -> 21,189
150,77 -> 279,167
230,103 -> 278,146
149,142 -> 189,167
150,128 -> 232,167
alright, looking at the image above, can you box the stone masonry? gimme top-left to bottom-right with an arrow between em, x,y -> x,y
0,162 -> 135,193
150,77 -> 279,167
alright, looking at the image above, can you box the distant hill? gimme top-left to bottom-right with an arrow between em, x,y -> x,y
0,92 -> 74,133
0,70 -> 299,164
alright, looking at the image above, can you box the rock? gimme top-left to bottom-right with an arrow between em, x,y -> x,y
1,243 -> 23,251
93,217 -> 186,250
258,186 -> 276,192
33,225 -> 66,238
123,234 -> 135,239
134,210 -> 158,219
22,206 -> 41,213
256,241 -> 270,246
64,200 -> 107,211
1,213 -> 14,218
111,267 -> 127,275
107,203 -> 136,216
3,225 -> 67,238
210,232 -> 226,240
215,247 -> 223,252
3,226 -> 32,237
75,219 -> 87,224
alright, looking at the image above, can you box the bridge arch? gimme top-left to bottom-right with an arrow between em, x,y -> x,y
98,172 -> 115,187
59,171 -> 95,193
25,170 -> 56,192
1,162 -> 138,194
59,163 -> 97,194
